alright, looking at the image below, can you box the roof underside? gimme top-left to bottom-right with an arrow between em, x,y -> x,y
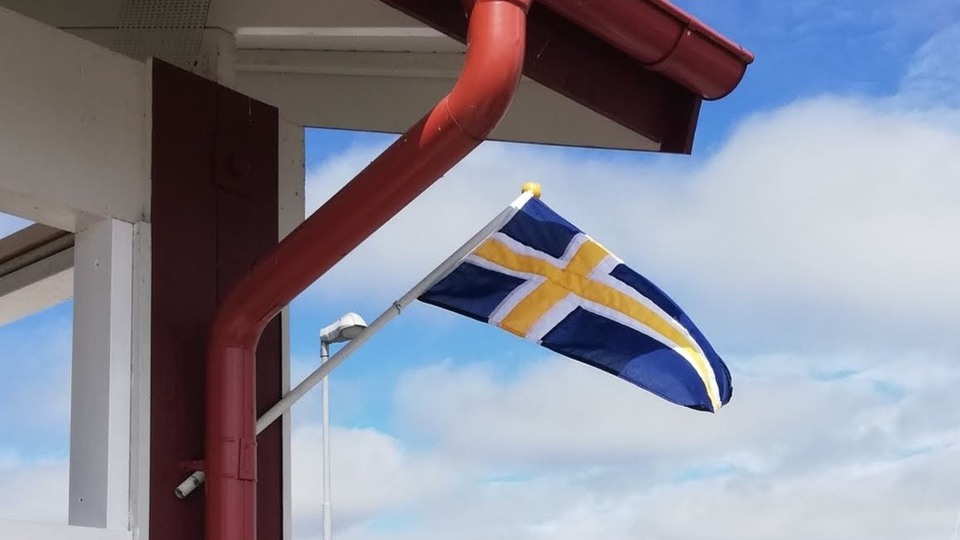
0,0 -> 751,153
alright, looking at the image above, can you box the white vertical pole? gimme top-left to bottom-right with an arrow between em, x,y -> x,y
255,189 -> 535,433
129,222 -> 152,540
198,28 -> 238,88
69,218 -> 134,530
278,117 -> 305,540
320,341 -> 332,540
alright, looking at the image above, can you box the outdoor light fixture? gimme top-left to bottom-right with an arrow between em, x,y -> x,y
319,312 -> 367,344
319,311 -> 367,540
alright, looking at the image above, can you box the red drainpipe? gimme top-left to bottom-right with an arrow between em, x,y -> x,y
205,1 -> 533,539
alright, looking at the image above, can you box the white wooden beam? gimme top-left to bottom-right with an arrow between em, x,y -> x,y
237,49 -> 460,78
278,118 -> 305,540
197,28 -> 239,88
0,224 -> 71,264
0,6 -> 148,232
0,224 -> 75,325
69,219 -> 134,530
0,248 -> 73,327
128,222 -> 151,540
234,26 -> 461,53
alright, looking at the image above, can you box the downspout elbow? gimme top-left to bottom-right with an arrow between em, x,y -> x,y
446,0 -> 532,141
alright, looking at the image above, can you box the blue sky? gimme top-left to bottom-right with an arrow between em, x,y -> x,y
2,1 -> 960,538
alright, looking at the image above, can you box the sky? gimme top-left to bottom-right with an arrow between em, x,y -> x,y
2,1 -> 960,538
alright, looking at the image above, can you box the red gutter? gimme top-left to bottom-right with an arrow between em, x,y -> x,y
536,0 -> 754,100
204,1 -> 532,539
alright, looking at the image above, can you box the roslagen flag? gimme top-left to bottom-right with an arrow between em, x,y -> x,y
419,197 -> 732,412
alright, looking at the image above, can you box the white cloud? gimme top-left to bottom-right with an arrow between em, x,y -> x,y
0,453 -> 67,524
392,349 -> 960,469
0,310 -> 71,526
277,345 -> 960,540
634,449 -> 960,540
332,445 -> 960,540
900,23 -> 960,111
0,305 -> 72,446
291,425 -> 467,534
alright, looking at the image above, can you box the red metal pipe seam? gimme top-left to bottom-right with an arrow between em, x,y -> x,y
534,0 -> 754,100
204,1 -> 532,539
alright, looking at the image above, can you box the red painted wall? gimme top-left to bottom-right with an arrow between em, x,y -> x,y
150,60 -> 284,540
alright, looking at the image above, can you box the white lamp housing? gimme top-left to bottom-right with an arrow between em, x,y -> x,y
319,312 -> 367,344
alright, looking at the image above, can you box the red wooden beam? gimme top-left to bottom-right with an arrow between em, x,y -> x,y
151,60 -> 283,540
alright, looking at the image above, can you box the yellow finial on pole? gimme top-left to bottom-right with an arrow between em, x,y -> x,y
521,182 -> 542,199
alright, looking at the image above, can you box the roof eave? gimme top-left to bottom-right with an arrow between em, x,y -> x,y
381,0 -> 738,154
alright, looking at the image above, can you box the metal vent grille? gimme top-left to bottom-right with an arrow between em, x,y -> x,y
115,0 -> 212,69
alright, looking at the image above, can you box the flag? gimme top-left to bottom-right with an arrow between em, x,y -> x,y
419,196 -> 732,412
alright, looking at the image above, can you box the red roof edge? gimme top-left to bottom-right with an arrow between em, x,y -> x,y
378,0 -> 752,153
538,0 -> 755,100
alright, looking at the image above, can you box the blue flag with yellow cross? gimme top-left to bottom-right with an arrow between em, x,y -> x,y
419,195 -> 732,412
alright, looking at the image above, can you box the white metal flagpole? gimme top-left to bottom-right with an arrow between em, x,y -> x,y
174,184 -> 539,499
254,184 -> 538,433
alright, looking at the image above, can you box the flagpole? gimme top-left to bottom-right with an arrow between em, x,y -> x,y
175,185 -> 538,499
254,185 -> 538,434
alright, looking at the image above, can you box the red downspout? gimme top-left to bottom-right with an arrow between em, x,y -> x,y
205,1 -> 532,539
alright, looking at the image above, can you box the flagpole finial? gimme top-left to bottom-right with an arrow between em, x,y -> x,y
521,182 -> 542,199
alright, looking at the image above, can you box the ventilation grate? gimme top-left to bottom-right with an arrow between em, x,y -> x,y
115,0 -> 212,70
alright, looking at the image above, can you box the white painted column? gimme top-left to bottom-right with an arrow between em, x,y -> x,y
128,223 -> 152,540
198,28 -> 239,88
278,117 -> 305,540
69,219 -> 134,530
